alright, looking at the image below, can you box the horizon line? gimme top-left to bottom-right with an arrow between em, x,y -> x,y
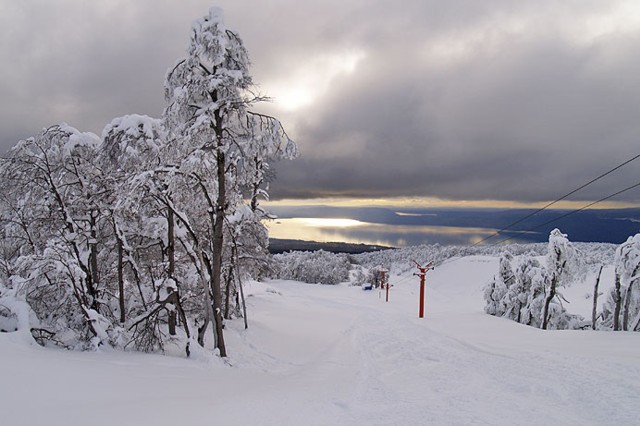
264,196 -> 640,210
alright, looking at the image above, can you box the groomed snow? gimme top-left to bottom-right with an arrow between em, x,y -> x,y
1,256 -> 639,425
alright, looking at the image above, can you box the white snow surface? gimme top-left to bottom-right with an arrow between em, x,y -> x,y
1,256 -> 639,425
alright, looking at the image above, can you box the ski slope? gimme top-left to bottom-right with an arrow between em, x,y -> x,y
1,256 -> 639,425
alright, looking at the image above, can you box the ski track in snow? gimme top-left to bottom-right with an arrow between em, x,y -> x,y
1,256 -> 640,425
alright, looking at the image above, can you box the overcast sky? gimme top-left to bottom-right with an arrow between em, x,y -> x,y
1,0 -> 639,206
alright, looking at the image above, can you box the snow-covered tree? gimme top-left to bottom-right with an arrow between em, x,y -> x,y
0,124 -> 119,348
162,7 -> 296,356
541,229 -> 574,328
602,234 -> 640,331
102,115 -> 197,352
0,7 -> 300,356
101,115 -> 164,323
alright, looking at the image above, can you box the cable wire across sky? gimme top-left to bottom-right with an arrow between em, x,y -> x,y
474,152 -> 640,246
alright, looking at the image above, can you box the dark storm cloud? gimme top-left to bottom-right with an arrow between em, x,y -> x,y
270,1 -> 640,203
1,1 -> 639,204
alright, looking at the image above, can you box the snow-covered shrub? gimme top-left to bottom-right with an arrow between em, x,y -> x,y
520,260 -> 548,327
484,229 -> 584,330
504,255 -> 542,323
271,250 -> 351,284
484,252 -> 514,316
350,265 -> 375,287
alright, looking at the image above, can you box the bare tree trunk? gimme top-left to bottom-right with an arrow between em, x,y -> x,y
167,208 -> 177,336
622,281 -> 637,331
88,211 -> 100,312
613,273 -> 622,331
224,267 -> 233,320
632,310 -> 640,332
118,241 -> 125,324
209,89 -> 228,357
163,213 -> 190,349
211,152 -> 227,357
175,294 -> 191,357
114,223 -> 147,310
224,241 -> 239,320
543,258 -> 566,330
238,276 -> 248,330
592,265 -> 603,330
622,264 -> 640,331
542,273 -> 559,330
197,316 -> 209,347
622,286 -> 631,331
234,248 -> 248,330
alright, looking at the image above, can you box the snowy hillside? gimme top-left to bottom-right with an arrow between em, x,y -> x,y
2,255 -> 639,425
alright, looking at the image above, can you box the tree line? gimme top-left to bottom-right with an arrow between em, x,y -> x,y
0,8 -> 296,357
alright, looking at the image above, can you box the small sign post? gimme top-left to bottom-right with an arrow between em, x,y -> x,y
380,269 -> 389,302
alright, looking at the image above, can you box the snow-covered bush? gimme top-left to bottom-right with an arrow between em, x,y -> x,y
484,229 -> 585,330
271,250 -> 351,284
484,252 -> 514,316
504,255 -> 544,323
519,259 -> 548,327
350,265 -> 375,287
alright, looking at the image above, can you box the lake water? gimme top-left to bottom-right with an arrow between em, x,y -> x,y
265,217 -> 503,247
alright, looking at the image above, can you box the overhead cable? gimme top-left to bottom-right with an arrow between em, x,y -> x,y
494,180 -> 640,245
473,152 -> 640,246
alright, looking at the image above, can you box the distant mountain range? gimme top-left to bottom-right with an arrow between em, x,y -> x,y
267,205 -> 640,245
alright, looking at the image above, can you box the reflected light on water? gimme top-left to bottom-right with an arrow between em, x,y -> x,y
299,218 -> 365,228
266,218 -> 502,247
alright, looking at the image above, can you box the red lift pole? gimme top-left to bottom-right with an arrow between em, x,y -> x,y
413,260 -> 434,318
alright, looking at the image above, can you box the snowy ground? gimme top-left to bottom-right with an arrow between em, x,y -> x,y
2,256 -> 639,425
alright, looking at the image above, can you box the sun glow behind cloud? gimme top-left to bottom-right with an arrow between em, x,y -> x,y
265,49 -> 366,111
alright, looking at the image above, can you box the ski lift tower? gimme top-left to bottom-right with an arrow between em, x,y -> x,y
413,260 -> 434,318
